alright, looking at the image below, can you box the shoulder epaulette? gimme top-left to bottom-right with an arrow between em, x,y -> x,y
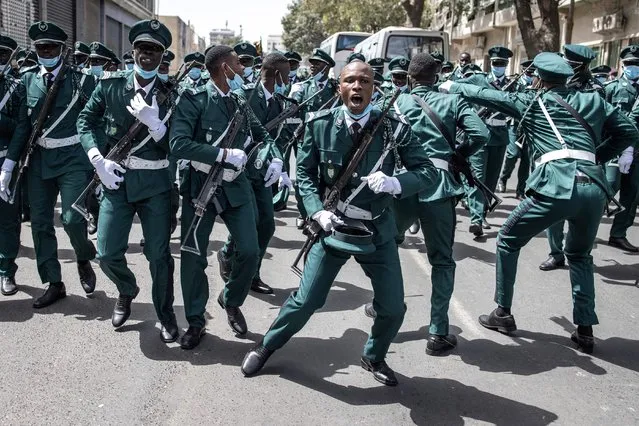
241,83 -> 256,90
100,70 -> 129,80
188,84 -> 208,96
603,79 -> 616,87
19,65 -> 39,75
386,110 -> 408,125
305,108 -> 332,122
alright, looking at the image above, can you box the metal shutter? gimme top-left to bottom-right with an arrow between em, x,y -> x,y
0,0 -> 36,48
46,0 -> 75,44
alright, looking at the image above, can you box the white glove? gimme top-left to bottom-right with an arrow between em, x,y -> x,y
89,149 -> 125,190
618,146 -> 634,174
279,172 -> 293,191
312,210 -> 344,232
0,159 -> 15,202
222,168 -> 241,182
361,171 -> 402,195
439,80 -> 455,93
216,148 -> 247,169
126,94 -> 166,141
177,159 -> 190,170
264,158 -> 283,187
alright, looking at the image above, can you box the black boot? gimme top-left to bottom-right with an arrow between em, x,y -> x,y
33,282 -> 66,308
478,308 -> 517,334
571,330 -> 594,354
217,292 -> 247,335
1,276 -> 18,296
77,261 -> 96,294
111,287 -> 140,327
608,237 -> 639,252
360,357 -> 398,386
469,222 -> 483,237
241,343 -> 274,376
160,322 -> 180,343
180,326 -> 205,350
539,256 -> 565,271
251,277 -> 273,294
426,334 -> 458,356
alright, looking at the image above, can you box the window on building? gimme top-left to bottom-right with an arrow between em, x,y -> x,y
106,16 -> 123,61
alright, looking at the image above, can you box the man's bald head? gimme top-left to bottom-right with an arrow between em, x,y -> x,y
340,60 -> 374,80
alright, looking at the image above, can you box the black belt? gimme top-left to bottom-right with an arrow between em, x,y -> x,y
575,175 -> 592,184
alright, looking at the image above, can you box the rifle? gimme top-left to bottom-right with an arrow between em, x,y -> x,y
180,73 -> 262,255
71,61 -> 194,219
9,48 -> 72,204
0,48 -> 21,80
264,86 -> 331,132
291,89 -> 402,277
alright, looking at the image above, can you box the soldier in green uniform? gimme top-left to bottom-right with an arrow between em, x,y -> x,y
16,50 -> 38,74
440,61 -> 454,81
540,44 -> 605,271
289,48 -> 339,229
88,42 -> 116,78
450,51 -> 472,81
73,41 -> 90,70
381,56 -> 410,98
169,45 -> 275,350
440,52 -> 638,354
591,65 -> 611,85
105,48 -> 121,72
180,52 -> 207,92
1,21 -> 97,308
368,57 -> 385,79
123,51 -> 134,70
241,61 -> 437,385
604,45 -> 639,252
456,46 -> 515,236
217,52 -> 289,295
365,53 -> 489,355
498,59 -> 536,198
0,35 -> 26,296
157,49 -> 174,82
285,51 -> 303,88
77,19 -> 179,342
234,42 -> 258,84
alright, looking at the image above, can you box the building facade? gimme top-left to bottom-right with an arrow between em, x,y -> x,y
0,0 -> 154,65
266,34 -> 284,53
158,15 -> 205,72
430,0 -> 639,74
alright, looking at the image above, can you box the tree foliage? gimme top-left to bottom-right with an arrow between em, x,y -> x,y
281,0 -> 432,56
514,0 -> 561,57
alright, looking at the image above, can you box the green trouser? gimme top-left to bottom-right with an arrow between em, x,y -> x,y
21,172 -> 29,218
28,169 -> 96,284
263,238 -> 405,361
394,195 -> 457,336
180,196 -> 259,328
500,132 -> 530,197
496,181 -> 605,325
467,143 -> 508,224
0,169 -> 21,278
97,186 -> 175,325
609,160 -> 639,239
221,179 -> 275,280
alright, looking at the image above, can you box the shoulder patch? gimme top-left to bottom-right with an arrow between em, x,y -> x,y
241,83 -> 256,90
387,110 -> 408,125
188,84 -> 208,96
305,108 -> 332,122
100,70 -> 129,80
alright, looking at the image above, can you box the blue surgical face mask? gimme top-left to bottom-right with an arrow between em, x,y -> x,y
313,66 -> 326,82
523,75 -> 533,85
134,63 -> 159,79
90,65 -> 104,77
492,66 -> 506,78
274,81 -> 286,95
243,67 -> 254,79
288,70 -> 297,78
393,84 -> 408,92
188,68 -> 201,80
158,72 -> 169,82
342,103 -> 374,120
125,63 -> 134,70
624,65 -> 639,80
596,76 -> 606,85
224,66 -> 244,91
37,53 -> 61,68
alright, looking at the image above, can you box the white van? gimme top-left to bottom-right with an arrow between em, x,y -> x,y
319,31 -> 372,78
354,27 -> 450,74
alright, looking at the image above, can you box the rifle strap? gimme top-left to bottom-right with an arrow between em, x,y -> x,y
0,80 -> 17,113
411,94 -> 456,151
41,72 -> 87,139
548,93 -> 598,146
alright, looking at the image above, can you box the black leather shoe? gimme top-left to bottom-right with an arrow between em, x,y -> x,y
539,256 -> 565,271
360,357 -> 398,386
180,326 -> 205,350
497,181 -> 506,193
87,216 -> 97,235
77,261 -> 96,294
217,292 -> 247,335
482,218 -> 491,229
479,308 -> 517,334
608,237 -> 639,253
469,222 -> 483,237
251,278 -> 273,294
408,221 -> 420,235
33,283 -> 66,308
139,238 -> 145,246
160,322 -> 180,343
217,250 -> 231,282
296,216 -> 305,230
426,334 -> 457,356
111,287 -> 139,327
571,331 -> 594,354
241,344 -> 274,376
21,211 -> 30,222
1,276 -> 18,296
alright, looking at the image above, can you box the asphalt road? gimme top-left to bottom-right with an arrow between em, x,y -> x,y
1,189 -> 638,425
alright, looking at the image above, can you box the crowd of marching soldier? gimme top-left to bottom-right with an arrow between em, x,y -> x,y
0,19 -> 637,387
